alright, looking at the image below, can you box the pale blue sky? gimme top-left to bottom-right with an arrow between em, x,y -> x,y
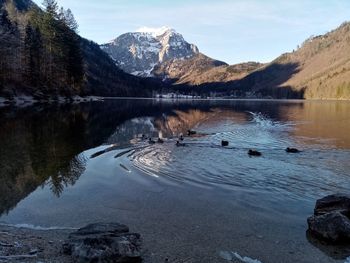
33,0 -> 350,64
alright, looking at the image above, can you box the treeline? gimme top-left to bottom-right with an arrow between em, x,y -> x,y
0,0 -> 84,96
0,0 -> 164,98
0,0 -> 83,97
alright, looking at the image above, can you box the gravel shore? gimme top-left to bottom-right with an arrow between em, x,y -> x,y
0,225 -> 72,262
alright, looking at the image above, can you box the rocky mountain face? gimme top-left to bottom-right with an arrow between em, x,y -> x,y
101,27 -> 199,77
101,27 -> 264,90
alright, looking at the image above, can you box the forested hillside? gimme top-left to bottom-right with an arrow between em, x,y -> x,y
0,0 -> 158,98
223,22 -> 350,100
171,22 -> 350,99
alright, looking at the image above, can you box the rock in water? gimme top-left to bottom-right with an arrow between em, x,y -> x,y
308,212 -> 350,242
62,223 -> 142,262
308,194 -> 350,243
314,194 -> 350,216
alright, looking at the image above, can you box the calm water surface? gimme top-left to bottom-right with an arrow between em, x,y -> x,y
0,99 -> 349,263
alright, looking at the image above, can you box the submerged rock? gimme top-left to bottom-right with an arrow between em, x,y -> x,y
306,230 -> 350,260
62,223 -> 142,262
308,194 -> 350,243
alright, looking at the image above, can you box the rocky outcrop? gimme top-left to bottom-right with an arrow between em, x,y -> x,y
308,194 -> 350,243
63,223 -> 142,262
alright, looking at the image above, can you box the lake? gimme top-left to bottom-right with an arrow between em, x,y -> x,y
0,99 -> 350,263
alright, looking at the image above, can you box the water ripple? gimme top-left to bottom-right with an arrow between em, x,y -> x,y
126,112 -> 350,200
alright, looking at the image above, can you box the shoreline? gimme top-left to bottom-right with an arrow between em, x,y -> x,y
1,96 -> 350,108
0,96 -> 104,108
0,223 -> 147,263
0,225 -> 72,262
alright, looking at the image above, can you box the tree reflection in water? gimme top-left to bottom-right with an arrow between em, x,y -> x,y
2,99 -> 349,217
49,154 -> 88,197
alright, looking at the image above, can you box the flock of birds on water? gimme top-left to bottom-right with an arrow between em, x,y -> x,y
142,129 -> 301,157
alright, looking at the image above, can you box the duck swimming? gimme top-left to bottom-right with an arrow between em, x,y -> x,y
148,138 -> 156,144
248,149 -> 262,157
157,138 -> 164,144
221,140 -> 229,147
286,147 -> 301,153
176,140 -> 186,147
187,130 -> 197,136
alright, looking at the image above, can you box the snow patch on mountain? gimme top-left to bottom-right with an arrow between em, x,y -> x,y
136,26 -> 173,37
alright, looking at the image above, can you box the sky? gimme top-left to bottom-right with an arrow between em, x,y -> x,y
33,0 -> 350,64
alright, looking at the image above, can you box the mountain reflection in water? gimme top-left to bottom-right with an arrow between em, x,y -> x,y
0,99 -> 349,218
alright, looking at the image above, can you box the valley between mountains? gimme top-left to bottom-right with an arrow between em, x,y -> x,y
1,0 -> 350,100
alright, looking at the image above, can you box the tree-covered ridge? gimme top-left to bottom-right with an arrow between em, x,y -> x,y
0,0 -> 84,97
0,0 -> 160,98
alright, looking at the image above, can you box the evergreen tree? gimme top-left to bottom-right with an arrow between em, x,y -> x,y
0,8 -> 12,30
65,30 -> 84,90
57,7 -> 83,91
63,8 -> 78,32
40,0 -> 60,89
0,8 -> 20,91
24,24 -> 43,86
42,0 -> 58,18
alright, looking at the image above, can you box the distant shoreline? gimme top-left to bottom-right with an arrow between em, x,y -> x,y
0,96 -> 104,108
1,96 -> 350,108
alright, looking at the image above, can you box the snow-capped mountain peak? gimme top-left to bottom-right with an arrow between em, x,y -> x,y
136,26 -> 174,37
101,27 -> 199,77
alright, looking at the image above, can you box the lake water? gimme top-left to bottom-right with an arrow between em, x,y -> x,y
0,99 -> 350,262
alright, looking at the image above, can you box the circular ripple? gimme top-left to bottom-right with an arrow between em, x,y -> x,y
127,113 -> 350,200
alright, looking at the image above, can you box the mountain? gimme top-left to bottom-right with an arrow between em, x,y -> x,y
234,22 -> 350,99
103,23 -> 350,99
101,27 -> 264,91
2,0 -> 349,100
152,54 -> 263,86
0,0 -> 159,98
80,38 -> 161,97
101,27 -> 200,77
167,22 -> 350,99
